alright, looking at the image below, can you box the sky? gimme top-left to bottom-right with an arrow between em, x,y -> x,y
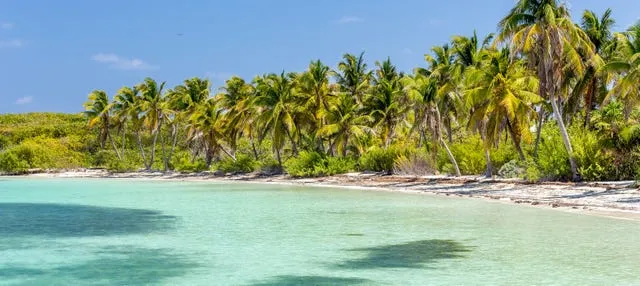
1,0 -> 638,113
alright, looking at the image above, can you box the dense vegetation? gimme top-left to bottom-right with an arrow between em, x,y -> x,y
1,0 -> 640,181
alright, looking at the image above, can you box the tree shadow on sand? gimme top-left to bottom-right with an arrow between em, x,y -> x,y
334,239 -> 471,269
0,203 -> 177,238
248,275 -> 371,286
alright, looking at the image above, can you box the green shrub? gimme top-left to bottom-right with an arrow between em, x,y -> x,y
315,156 -> 357,176
536,126 -> 571,180
284,151 -> 323,177
359,147 -> 400,173
524,159 -> 542,183
438,135 -> 486,175
106,159 -> 139,173
0,150 -> 30,174
258,156 -> 282,175
172,152 -> 207,173
216,154 -> 257,174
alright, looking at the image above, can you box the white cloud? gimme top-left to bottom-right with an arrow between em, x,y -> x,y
0,39 -> 23,48
15,96 -> 33,105
335,16 -> 364,24
0,22 -> 13,29
91,53 -> 157,70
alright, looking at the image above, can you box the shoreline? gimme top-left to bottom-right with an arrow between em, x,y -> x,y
7,169 -> 640,221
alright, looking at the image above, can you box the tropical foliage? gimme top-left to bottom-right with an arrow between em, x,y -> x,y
1,1 -> 639,181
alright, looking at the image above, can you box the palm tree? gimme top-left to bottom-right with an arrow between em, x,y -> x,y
367,58 -> 408,147
573,8 -> 615,128
604,23 -> 640,118
297,60 -> 332,152
318,92 -> 373,156
336,52 -> 371,104
403,72 -> 461,176
188,98 -> 233,168
254,72 -> 300,166
465,49 -> 542,170
497,0 -> 596,181
425,44 -> 463,143
217,76 -> 256,157
84,90 -> 122,160
168,77 -> 212,166
136,77 -> 167,171
112,86 -> 140,158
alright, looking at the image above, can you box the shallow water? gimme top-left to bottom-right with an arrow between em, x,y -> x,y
0,178 -> 639,285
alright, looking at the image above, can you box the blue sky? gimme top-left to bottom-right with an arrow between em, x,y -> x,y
1,0 -> 638,113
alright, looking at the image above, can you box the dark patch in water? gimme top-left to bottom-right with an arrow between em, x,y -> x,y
248,275 -> 371,286
334,239 -> 470,269
343,233 -> 364,237
0,247 -> 198,284
0,203 -> 177,238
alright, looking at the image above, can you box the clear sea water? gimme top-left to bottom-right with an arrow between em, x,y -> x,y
0,178 -> 639,285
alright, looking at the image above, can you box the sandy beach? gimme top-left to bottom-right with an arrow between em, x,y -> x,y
14,169 -> 640,221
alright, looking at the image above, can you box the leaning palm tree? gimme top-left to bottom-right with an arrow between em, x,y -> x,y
217,76 -> 256,156
136,77 -> 167,171
465,49 -> 542,169
403,72 -> 461,176
497,0 -> 596,181
604,23 -> 640,118
84,90 -> 121,160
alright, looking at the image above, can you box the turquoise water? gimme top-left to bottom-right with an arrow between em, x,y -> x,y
0,178 -> 639,285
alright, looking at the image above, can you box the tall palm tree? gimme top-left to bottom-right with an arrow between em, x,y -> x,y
84,90 -> 122,160
217,76 -> 256,157
367,58 -> 408,147
297,60 -> 332,152
497,0 -> 596,181
425,44 -> 464,143
188,98 -> 233,168
318,92 -> 373,156
136,77 -> 167,171
573,8 -> 615,128
465,49 -> 542,169
403,72 -> 461,176
336,52 -> 371,104
605,23 -> 640,117
254,72 -> 300,166
112,86 -> 140,158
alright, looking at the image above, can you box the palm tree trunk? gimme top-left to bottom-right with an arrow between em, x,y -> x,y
505,119 -> 526,161
107,132 -> 122,160
285,129 -> 298,156
440,138 -> 461,177
168,124 -> 179,169
342,134 -> 349,157
446,119 -> 453,143
120,125 -> 127,158
249,132 -> 259,160
136,130 -> 149,170
583,78 -> 596,129
550,95 -> 579,181
484,147 -> 492,178
275,148 -> 282,167
148,120 -> 163,171
160,129 -> 168,172
533,109 -> 545,158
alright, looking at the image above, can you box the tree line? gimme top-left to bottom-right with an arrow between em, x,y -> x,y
83,1 -> 640,181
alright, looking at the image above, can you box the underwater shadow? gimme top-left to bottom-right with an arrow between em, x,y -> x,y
0,246 -> 199,284
248,275 -> 371,286
334,239 -> 471,269
0,203 -> 177,237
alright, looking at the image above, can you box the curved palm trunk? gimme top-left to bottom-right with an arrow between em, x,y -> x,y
440,138 -> 461,177
249,131 -> 259,160
505,118 -> 526,161
550,95 -> 579,181
120,125 -> 127,158
160,130 -> 168,172
107,132 -> 122,160
167,124 -> 179,170
435,106 -> 460,176
583,78 -> 596,129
